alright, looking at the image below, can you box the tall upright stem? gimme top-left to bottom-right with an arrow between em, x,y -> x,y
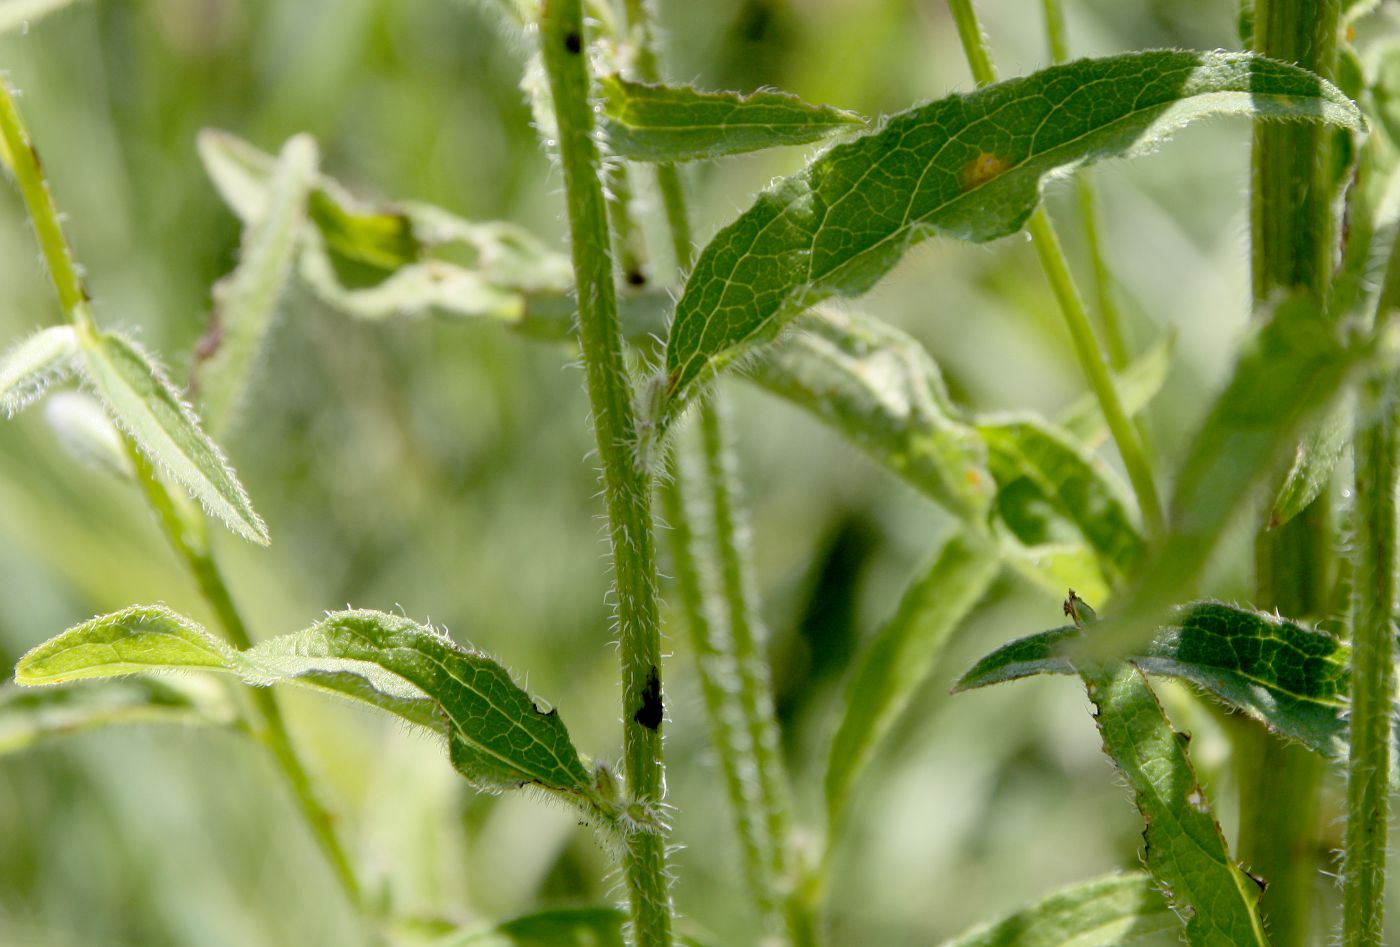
1245,5 -> 1339,944
539,3 -> 672,943
944,0 -> 1164,538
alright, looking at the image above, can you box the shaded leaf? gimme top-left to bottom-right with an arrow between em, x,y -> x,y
955,601 -> 1350,759
599,75 -> 863,163
1270,392 -> 1352,529
195,134 -> 317,438
77,331 -> 269,544
1083,662 -> 1268,945
659,50 -> 1361,422
16,606 -> 600,805
0,677 -> 235,755
0,324 -> 77,415
1058,333 -> 1174,447
749,306 -> 994,520
978,415 -> 1143,584
444,906 -> 625,946
824,532 -> 999,834
1085,295 -> 1365,658
938,872 -> 1176,947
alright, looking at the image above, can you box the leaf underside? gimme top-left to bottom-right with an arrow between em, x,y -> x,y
660,49 -> 1361,424
15,605 -> 599,805
0,324 -> 77,416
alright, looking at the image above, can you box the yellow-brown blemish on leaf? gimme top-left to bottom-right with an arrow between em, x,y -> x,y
959,151 -> 1012,190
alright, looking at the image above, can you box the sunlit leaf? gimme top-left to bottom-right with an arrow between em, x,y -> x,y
194,134 -> 317,438
1084,662 -> 1268,945
42,391 -> 133,480
0,677 -> 235,755
659,50 -> 1361,422
77,331 -> 269,544
955,601 -> 1350,759
824,532 -> 1000,834
938,872 -> 1176,947
599,75 -> 863,163
15,606 -> 601,806
0,324 -> 77,416
978,415 -> 1143,584
749,306 -> 994,520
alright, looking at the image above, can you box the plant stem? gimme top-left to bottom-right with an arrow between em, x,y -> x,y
945,0 -> 1164,538
1341,231 -> 1400,947
538,3 -> 672,943
1245,5 -> 1339,944
1,72 -> 364,915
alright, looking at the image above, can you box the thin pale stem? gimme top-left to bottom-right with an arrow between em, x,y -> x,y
945,0 -> 1164,537
538,3 -> 672,943
1,74 -> 363,915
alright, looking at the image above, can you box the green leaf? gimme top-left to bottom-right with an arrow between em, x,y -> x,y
599,75 -> 864,163
749,306 -> 995,521
1084,662 -> 1268,945
978,415 -> 1144,584
15,606 -> 600,804
824,532 -> 1000,835
1086,295 -> 1365,658
659,50 -> 1361,422
0,0 -> 79,36
42,391 -> 133,480
1269,392 -> 1351,529
197,128 -> 279,224
0,324 -> 77,416
307,187 -> 421,272
938,872 -> 1176,947
0,677 -> 235,755
442,907 -> 625,946
955,601 -> 1351,759
195,134 -> 317,438
77,331 -> 269,544
1058,334 -> 1174,448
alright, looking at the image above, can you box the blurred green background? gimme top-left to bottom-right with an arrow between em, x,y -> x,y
0,0 -> 1374,944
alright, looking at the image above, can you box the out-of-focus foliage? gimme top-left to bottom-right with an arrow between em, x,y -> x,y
0,1 -> 1391,945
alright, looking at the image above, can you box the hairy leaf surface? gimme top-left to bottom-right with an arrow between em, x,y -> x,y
16,606 -> 598,802
825,533 -> 999,833
956,601 -> 1350,758
1085,662 -> 1268,945
0,324 -> 77,415
196,134 -> 317,437
77,332 -> 268,544
939,872 -> 1176,947
660,50 -> 1361,420
600,75 -> 863,163
1269,393 -> 1351,529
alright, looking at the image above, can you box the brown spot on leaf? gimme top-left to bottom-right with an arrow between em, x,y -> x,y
959,151 -> 1012,190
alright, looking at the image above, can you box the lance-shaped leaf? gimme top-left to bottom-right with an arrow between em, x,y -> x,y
955,601 -> 1351,759
0,677 -> 235,755
1269,393 -> 1352,529
659,50 -> 1361,423
194,134 -> 317,438
1083,295 -> 1365,658
0,324 -> 77,415
749,306 -> 994,521
978,415 -> 1143,584
938,872 -> 1177,947
825,533 -> 1000,835
1084,662 -> 1268,945
15,606 -> 600,804
599,75 -> 864,163
77,331 -> 268,544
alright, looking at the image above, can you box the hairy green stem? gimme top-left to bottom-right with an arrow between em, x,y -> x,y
946,0 -> 1164,538
2,73 -> 363,914
1341,230 -> 1400,947
539,3 -> 672,943
1245,5 -> 1339,944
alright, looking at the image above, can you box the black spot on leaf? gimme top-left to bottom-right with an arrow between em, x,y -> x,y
564,31 -> 582,54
